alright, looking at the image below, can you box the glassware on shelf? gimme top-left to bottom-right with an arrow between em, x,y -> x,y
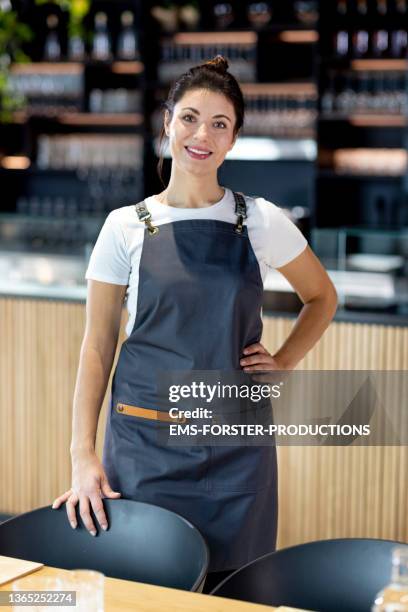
294,1 -> 318,25
89,88 -> 141,113
213,3 -> 235,29
36,134 -> 144,171
247,2 -> 273,29
158,38 -> 257,83
150,4 -> 179,32
91,12 -> 112,61
117,11 -> 139,60
321,69 -> 407,116
179,3 -> 201,30
44,14 -> 61,61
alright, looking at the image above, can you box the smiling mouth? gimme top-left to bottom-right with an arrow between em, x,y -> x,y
185,146 -> 213,160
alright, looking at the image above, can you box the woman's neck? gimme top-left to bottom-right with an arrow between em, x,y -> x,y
156,175 -> 225,209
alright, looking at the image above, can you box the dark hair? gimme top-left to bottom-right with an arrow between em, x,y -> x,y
156,55 -> 245,186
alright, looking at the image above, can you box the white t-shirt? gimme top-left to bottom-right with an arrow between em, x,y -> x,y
85,187 -> 308,337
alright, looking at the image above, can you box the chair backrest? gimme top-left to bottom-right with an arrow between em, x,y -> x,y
211,538 -> 406,611
0,499 -> 209,592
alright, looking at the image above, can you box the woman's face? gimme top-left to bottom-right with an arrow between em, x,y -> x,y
164,88 -> 238,176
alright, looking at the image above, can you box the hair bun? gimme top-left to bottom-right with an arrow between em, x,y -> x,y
204,55 -> 229,74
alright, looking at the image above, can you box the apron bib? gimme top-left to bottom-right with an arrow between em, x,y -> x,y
102,191 -> 278,571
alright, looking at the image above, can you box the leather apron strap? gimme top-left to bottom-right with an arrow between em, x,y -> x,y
134,191 -> 247,235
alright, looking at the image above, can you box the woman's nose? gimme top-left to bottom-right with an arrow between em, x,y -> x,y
194,122 -> 210,139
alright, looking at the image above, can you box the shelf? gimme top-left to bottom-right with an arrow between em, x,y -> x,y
10,62 -> 83,75
9,111 -> 144,127
277,30 -> 318,44
319,114 -> 407,127
351,59 -> 408,71
10,61 -> 144,75
318,169 -> 406,180
57,112 -> 143,126
169,31 -> 257,45
241,82 -> 317,95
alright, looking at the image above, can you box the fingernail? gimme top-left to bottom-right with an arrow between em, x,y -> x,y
101,524 -> 108,531
90,530 -> 97,536
51,503 -> 56,509
70,522 -> 76,529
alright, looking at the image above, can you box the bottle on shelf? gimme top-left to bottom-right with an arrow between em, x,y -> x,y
44,14 -> 61,61
391,29 -> 408,58
372,29 -> 389,57
395,0 -> 407,14
353,28 -> 370,57
334,29 -> 349,57
372,546 -> 408,611
376,0 -> 388,15
68,34 -> 85,61
91,12 -> 112,61
334,0 -> 349,58
117,11 -> 139,61
356,0 -> 368,15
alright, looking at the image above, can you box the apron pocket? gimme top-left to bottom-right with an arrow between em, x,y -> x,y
208,444 -> 277,492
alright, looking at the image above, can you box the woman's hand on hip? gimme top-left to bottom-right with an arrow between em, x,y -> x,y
51,449 -> 121,536
240,342 -> 293,384
240,342 -> 288,372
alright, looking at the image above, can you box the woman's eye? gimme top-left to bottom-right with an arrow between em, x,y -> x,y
214,121 -> 226,128
182,114 -> 194,122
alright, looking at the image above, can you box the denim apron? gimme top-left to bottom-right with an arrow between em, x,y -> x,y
102,191 -> 278,571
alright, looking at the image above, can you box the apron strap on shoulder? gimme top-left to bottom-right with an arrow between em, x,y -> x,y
232,191 -> 247,234
134,200 -> 159,236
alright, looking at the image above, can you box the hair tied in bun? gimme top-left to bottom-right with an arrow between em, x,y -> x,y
205,55 -> 229,73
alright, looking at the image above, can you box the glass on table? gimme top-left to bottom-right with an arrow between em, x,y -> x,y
12,574 -> 65,611
58,569 -> 104,612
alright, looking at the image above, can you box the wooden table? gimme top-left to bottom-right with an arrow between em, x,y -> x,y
0,564 -> 310,611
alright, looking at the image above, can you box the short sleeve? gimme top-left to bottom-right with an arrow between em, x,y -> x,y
85,210 -> 131,285
257,198 -> 308,269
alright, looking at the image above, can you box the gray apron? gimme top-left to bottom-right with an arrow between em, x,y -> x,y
102,191 -> 278,571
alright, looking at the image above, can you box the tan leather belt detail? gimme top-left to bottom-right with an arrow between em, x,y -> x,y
115,403 -> 187,424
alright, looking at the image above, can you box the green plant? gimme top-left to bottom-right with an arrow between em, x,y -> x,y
0,7 -> 33,122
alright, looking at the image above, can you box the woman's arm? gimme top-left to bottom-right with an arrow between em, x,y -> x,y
70,279 -> 127,455
240,246 -> 338,371
52,279 -> 127,534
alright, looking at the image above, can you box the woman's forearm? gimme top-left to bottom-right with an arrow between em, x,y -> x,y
272,290 -> 338,370
70,341 -> 116,457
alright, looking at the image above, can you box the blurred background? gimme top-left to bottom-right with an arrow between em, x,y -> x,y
0,1 -> 407,549
0,0 -> 407,319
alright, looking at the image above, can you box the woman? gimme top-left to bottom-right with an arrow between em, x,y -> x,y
52,55 -> 337,592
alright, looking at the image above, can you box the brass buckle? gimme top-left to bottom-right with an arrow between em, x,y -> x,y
139,211 -> 159,235
235,215 -> 244,234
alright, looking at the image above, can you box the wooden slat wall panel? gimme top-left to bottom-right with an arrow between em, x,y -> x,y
262,316 -> 408,548
0,299 -> 407,550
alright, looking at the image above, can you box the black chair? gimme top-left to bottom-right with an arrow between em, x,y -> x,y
0,499 -> 209,592
211,538 -> 407,611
